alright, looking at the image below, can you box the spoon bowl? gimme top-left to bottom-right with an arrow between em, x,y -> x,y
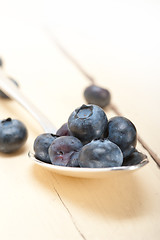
28,152 -> 149,178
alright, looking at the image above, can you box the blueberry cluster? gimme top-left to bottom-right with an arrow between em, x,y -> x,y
34,104 -> 146,168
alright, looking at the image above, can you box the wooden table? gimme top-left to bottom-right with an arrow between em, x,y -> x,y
0,2 -> 160,239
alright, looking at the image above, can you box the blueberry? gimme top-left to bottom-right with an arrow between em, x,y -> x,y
122,150 -> 147,166
49,136 -> 83,167
0,118 -> 28,153
67,151 -> 81,167
84,85 -> 111,108
0,58 -> 3,67
56,123 -> 71,136
79,139 -> 123,168
34,133 -> 58,163
68,104 -> 108,144
108,116 -> 137,158
0,77 -> 19,99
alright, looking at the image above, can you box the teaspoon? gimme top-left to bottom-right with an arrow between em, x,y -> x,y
0,70 -> 149,178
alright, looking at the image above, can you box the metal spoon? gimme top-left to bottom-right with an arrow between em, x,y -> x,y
0,70 -> 149,178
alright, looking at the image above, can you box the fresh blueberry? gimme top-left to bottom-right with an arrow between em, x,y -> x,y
79,139 -> 123,168
68,104 -> 108,144
122,150 -> 147,166
56,123 -> 71,136
0,118 -> 28,153
34,133 -> 58,163
108,116 -> 137,158
84,85 -> 111,108
49,136 -> 83,167
0,77 -> 19,99
0,58 -> 3,67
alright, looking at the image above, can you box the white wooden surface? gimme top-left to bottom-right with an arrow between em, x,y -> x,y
0,1 -> 160,239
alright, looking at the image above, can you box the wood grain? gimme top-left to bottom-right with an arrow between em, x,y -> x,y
0,6 -> 160,240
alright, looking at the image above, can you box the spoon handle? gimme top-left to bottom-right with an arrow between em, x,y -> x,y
0,69 -> 57,134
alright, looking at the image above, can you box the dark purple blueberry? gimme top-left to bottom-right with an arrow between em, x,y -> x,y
84,85 -> 111,108
79,139 -> 123,168
108,116 -> 137,158
122,150 -> 147,166
68,104 -> 108,144
0,77 -> 19,99
34,133 -> 58,163
56,123 -> 71,136
49,136 -> 83,167
0,118 -> 28,153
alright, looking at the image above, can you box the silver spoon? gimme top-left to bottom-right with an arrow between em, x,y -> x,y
0,70 -> 149,178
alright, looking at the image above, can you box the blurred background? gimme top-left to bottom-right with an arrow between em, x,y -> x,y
0,0 -> 159,155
